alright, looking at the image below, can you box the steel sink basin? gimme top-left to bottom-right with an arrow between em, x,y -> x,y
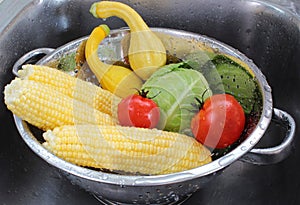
0,0 -> 300,204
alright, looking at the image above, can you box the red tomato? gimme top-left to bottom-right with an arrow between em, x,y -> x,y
191,94 -> 245,149
117,94 -> 160,128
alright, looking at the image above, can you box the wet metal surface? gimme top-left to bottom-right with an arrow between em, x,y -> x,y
1,0 -> 300,204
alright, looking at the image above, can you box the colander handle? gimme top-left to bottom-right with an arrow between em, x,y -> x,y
240,108 -> 296,165
12,48 -> 54,76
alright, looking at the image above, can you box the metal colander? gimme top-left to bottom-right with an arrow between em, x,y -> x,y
12,28 -> 295,204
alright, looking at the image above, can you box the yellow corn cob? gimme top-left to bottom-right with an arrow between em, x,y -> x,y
18,64 -> 121,117
4,78 -> 116,131
43,124 -> 212,175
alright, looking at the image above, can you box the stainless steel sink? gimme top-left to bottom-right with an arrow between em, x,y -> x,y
1,0 -> 300,204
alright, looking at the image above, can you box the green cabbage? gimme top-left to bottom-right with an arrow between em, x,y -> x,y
142,62 -> 212,133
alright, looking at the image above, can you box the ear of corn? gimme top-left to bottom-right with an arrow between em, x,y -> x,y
4,78 -> 116,131
43,124 -> 212,175
90,1 -> 167,80
18,64 -> 121,117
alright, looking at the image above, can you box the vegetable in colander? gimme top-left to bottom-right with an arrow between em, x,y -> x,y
90,1 -> 167,80
141,62 -> 212,133
186,53 -> 259,114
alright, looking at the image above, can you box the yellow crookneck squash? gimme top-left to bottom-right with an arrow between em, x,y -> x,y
85,24 -> 143,98
90,1 -> 167,80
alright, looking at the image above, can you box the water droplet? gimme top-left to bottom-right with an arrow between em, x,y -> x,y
259,122 -> 267,130
267,98 -> 273,104
33,191 -> 39,197
264,85 -> 272,92
119,179 -> 126,188
264,108 -> 272,118
241,146 -> 247,151
218,154 -> 235,166
172,193 -> 180,202
194,184 -> 200,190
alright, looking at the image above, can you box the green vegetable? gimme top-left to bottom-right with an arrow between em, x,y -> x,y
141,62 -> 212,133
184,50 -> 216,71
211,55 -> 258,114
185,53 -> 260,114
57,52 -> 76,72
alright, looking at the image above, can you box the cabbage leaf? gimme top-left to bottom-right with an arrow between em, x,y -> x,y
142,62 -> 212,133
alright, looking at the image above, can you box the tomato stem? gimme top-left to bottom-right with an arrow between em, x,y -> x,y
193,88 -> 210,110
147,91 -> 161,100
138,89 -> 161,99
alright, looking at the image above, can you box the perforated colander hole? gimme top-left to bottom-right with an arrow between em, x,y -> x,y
145,191 -> 151,198
167,185 -> 172,190
138,194 -> 143,199
178,184 -> 183,188
156,188 -> 164,197
144,192 -> 152,205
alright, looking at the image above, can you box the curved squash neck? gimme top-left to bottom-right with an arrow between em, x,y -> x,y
85,26 -> 111,80
95,2 -> 149,32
